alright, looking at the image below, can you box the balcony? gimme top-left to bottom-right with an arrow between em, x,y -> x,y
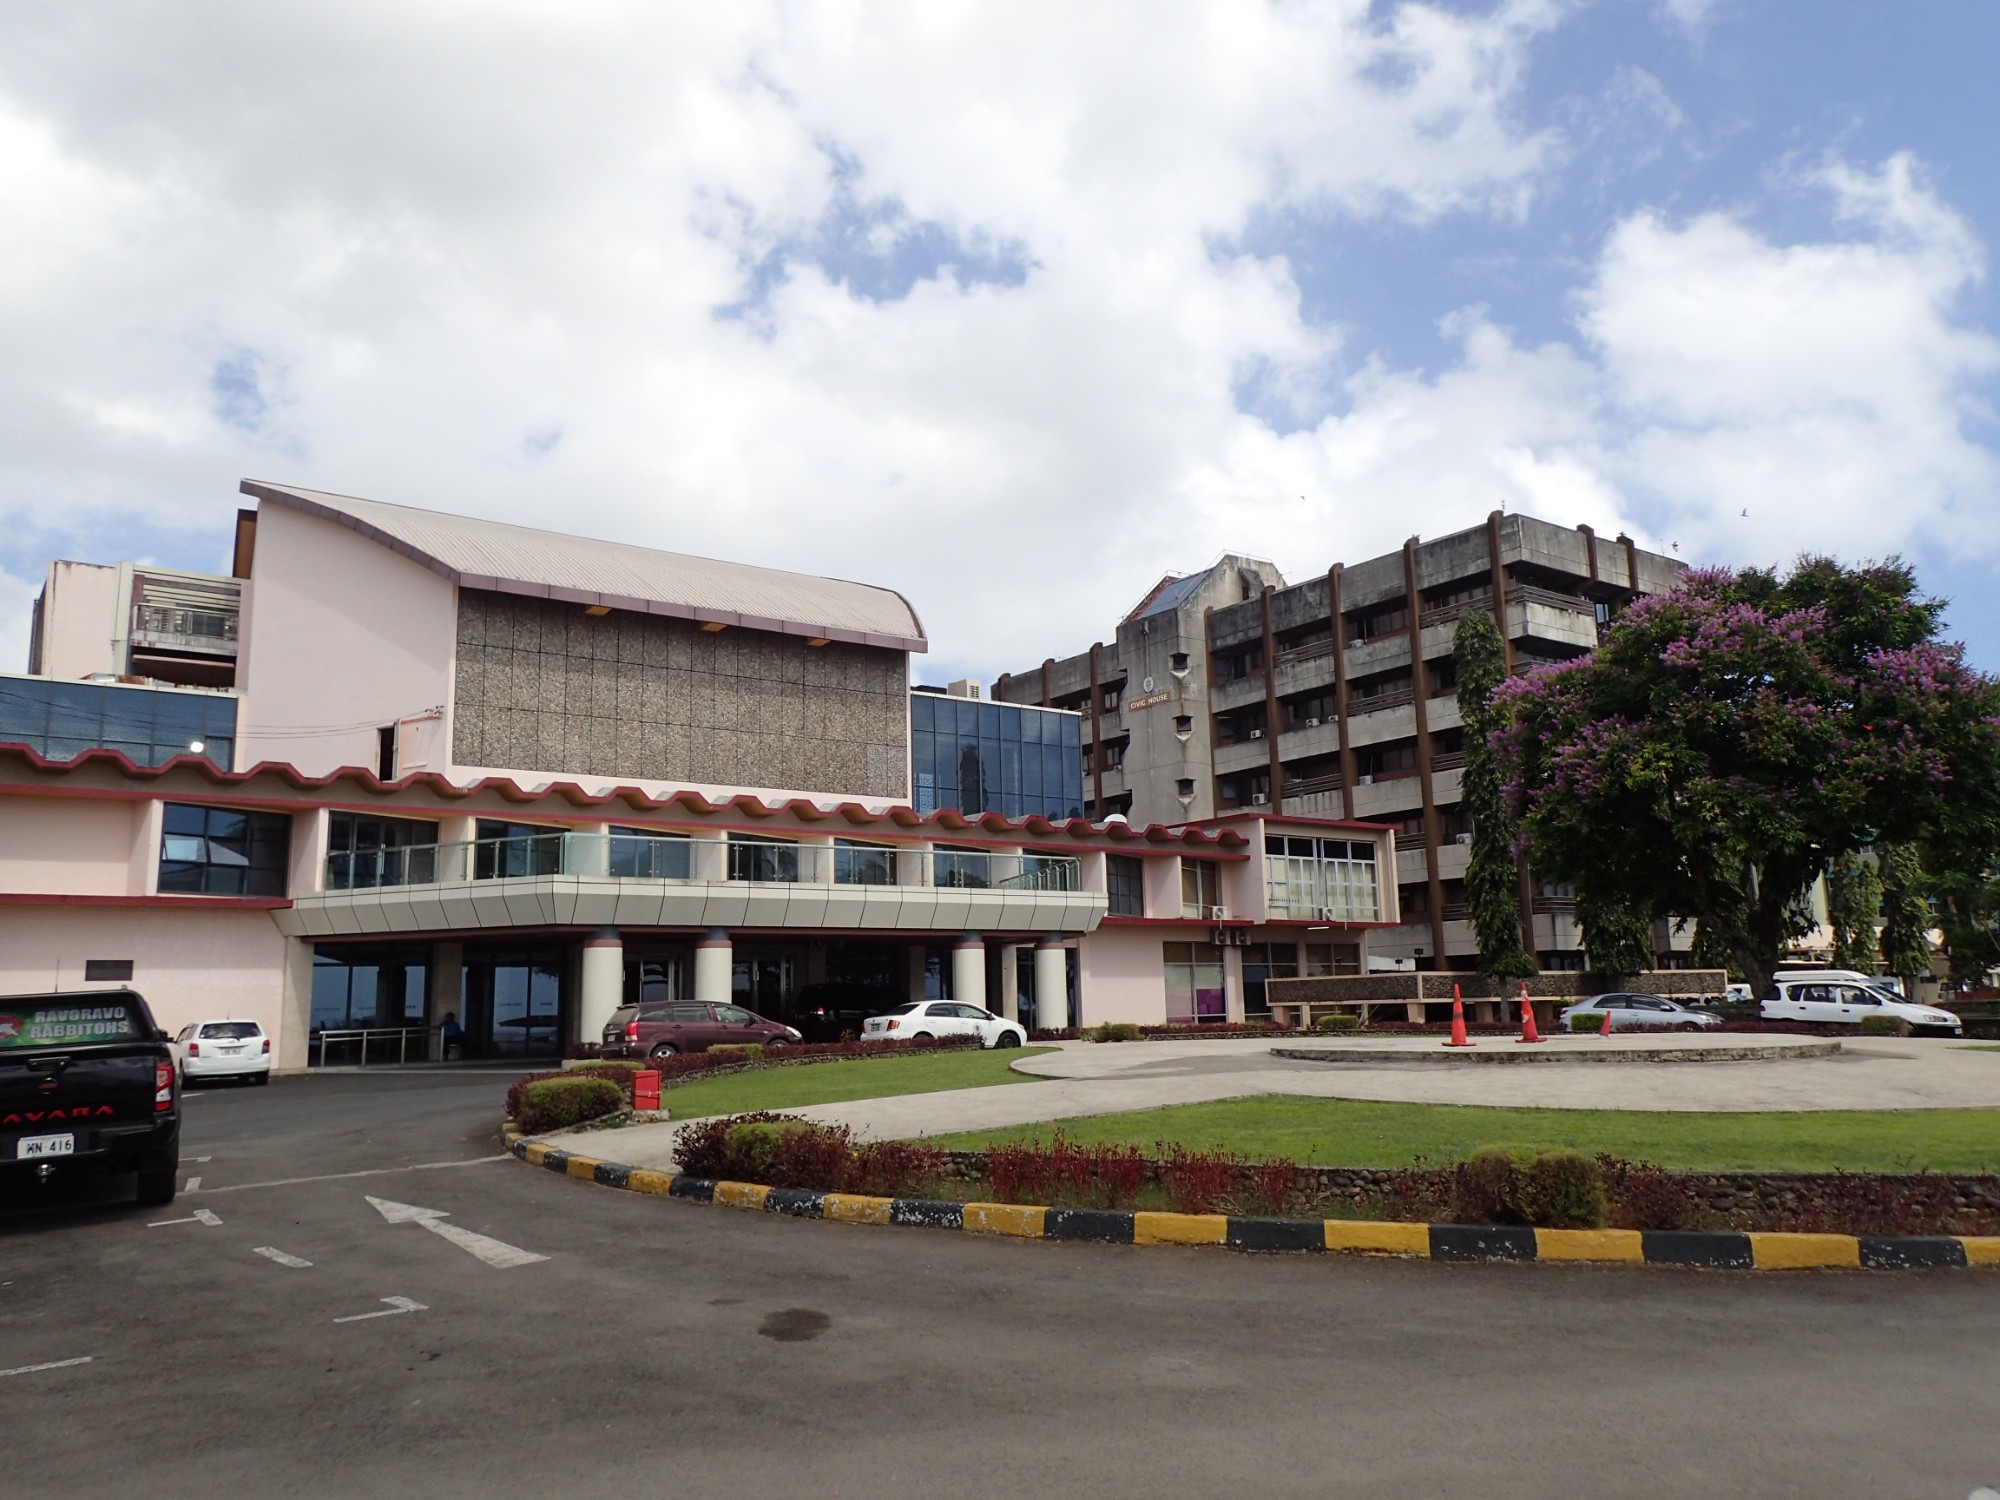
130,605 -> 240,659
287,834 -> 1104,941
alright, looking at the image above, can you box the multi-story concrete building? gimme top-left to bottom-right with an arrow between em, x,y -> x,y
1,480 -> 1397,1061
995,512 -> 1685,974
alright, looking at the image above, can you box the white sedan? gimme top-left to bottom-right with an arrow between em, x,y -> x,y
862,1001 -> 1026,1049
172,1019 -> 272,1084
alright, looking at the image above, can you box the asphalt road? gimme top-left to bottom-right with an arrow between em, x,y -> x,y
3,1070 -> 1998,1500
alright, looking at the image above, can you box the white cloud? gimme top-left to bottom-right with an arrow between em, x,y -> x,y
0,0 -> 1568,681
0,7 -> 1993,698
1175,153 -> 2000,584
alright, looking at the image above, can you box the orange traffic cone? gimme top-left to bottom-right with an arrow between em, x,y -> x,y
1518,982 -> 1545,1044
1598,1006 -> 1613,1038
1445,983 -> 1474,1047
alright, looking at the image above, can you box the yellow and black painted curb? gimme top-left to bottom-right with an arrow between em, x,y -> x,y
501,1126 -> 2000,1272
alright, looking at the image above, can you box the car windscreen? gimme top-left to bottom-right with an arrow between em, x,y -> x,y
878,1002 -> 921,1016
199,1022 -> 262,1039
0,997 -> 148,1049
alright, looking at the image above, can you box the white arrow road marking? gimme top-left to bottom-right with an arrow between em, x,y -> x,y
365,1195 -> 549,1268
191,1156 -> 212,1163
0,1356 -> 93,1379
332,1296 -> 426,1325
252,1246 -> 312,1268
184,1176 -> 202,1192
148,1208 -> 222,1228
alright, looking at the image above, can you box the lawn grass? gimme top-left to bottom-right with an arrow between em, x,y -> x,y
655,1047 -> 1054,1120
927,1096 -> 2000,1174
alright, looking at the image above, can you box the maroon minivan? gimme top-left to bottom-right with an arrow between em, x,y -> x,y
601,1001 -> 801,1060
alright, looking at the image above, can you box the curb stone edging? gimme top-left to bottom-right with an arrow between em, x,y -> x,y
501,1125 -> 2000,1271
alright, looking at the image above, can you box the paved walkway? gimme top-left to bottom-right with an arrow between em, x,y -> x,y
558,1036 -> 2000,1172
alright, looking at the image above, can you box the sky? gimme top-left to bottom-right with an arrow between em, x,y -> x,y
1,0 -> 1997,687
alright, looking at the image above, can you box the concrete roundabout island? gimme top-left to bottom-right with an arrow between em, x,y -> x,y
1269,1034 -> 1845,1066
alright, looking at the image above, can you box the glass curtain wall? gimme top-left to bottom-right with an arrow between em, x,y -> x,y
327,812 -> 439,889
0,676 -> 237,767
1242,942 -> 1299,1020
910,692 -> 1084,820
1264,836 -> 1381,922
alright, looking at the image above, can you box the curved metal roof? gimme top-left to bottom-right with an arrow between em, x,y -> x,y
241,480 -> 926,652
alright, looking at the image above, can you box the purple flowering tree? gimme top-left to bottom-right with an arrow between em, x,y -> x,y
1492,559 -> 2000,999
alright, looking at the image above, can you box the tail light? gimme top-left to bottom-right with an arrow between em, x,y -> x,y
154,1060 -> 174,1111
187,1041 -> 200,1056
885,1018 -> 901,1032
261,1037 -> 271,1054
624,1021 -> 639,1041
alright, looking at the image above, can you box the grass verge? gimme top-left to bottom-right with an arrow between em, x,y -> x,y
927,1096 -> 2000,1174
656,1046 -> 1054,1121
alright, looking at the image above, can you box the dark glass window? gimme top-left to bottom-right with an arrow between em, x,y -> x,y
728,835 -> 799,882
909,693 -> 1084,820
609,827 -> 691,879
0,678 -> 238,768
1106,855 -> 1145,916
327,812 -> 439,889
834,839 -> 894,886
473,819 -> 564,879
159,803 -> 291,896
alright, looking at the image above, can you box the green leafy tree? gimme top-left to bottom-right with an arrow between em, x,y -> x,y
1825,852 -> 1883,972
1877,844 -> 1934,988
1492,558 -> 2000,1000
1577,890 -> 1655,979
1931,868 -> 2000,985
1453,610 -> 1535,979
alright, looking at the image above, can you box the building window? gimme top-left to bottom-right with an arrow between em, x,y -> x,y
1174,714 -> 1193,735
1163,941 -> 1226,1024
311,949 -> 428,1034
1170,652 -> 1190,673
158,803 -> 291,896
1175,778 -> 1196,799
933,845 -> 993,889
0,678 -> 238,769
1106,855 -> 1145,917
1304,942 -> 1360,977
1264,835 -> 1382,922
83,959 -> 135,982
834,838 -> 895,886
328,811 -> 439,889
1242,941 -> 1299,1020
909,692 -> 1084,821
609,826 -> 691,879
473,819 -> 564,879
1181,859 -> 1221,918
728,834 -> 799,883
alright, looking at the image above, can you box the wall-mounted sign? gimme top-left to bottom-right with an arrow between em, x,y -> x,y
1125,689 -> 1173,713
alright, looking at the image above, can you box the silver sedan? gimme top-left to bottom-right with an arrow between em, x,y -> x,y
1559,993 -> 1724,1032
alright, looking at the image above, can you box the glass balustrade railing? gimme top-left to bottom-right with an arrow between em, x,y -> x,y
324,834 -> 1082,895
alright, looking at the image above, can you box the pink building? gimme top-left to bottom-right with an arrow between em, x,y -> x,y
3,481 -> 1396,1065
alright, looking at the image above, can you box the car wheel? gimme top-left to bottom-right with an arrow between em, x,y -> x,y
1680,1022 -> 1700,1032
135,1160 -> 178,1208
912,1031 -> 935,1041
996,1030 -> 1022,1049
648,1043 -> 679,1060
253,1071 -> 271,1085
764,1038 -> 788,1050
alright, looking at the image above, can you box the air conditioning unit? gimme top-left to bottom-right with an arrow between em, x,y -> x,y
1455,833 -> 1473,845
1356,774 -> 1374,786
1207,905 -> 1229,921
1250,793 -> 1270,806
1304,717 -> 1321,728
1249,728 -> 1264,740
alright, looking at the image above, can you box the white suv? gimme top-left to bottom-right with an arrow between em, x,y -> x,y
172,1019 -> 272,1083
1761,982 -> 1962,1036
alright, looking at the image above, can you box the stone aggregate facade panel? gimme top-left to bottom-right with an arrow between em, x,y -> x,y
451,590 -> 907,798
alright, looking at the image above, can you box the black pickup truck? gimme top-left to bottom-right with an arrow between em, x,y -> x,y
0,990 -> 181,1207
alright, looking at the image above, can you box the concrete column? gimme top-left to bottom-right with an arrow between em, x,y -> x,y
997,944 -> 1020,1022
1034,937 -> 1068,1031
568,822 -> 612,877
427,940 -> 464,1060
953,933 -> 987,1009
906,942 -> 930,1002
1223,946 -> 1247,1023
579,926 -> 624,1049
694,927 -> 733,1005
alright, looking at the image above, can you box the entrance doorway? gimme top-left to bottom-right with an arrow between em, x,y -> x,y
464,946 -> 567,1059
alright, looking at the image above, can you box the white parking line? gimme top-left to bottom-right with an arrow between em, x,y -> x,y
0,1356 -> 93,1379
252,1246 -> 313,1269
191,1156 -> 213,1163
185,1176 -> 203,1192
194,1155 -> 508,1196
147,1208 -> 223,1228
333,1296 -> 426,1324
